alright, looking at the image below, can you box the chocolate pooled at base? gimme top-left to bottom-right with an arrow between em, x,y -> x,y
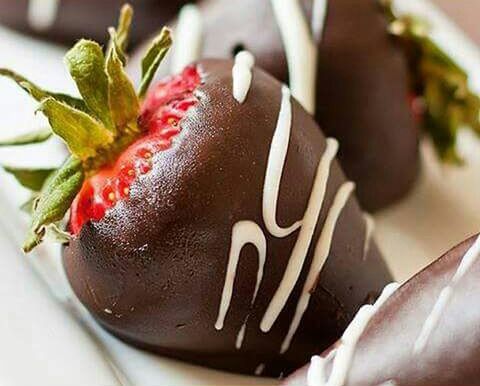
282,234 -> 480,385
64,59 -> 392,377
0,0 -> 189,46
130,0 -> 419,212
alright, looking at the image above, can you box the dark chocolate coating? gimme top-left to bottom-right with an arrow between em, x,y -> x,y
63,59 -> 391,376
131,0 -> 419,211
283,234 -> 480,385
0,0 -> 188,46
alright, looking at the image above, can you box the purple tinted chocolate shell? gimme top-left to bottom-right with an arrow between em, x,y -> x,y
282,234 -> 480,385
63,59 -> 391,376
0,0 -> 188,46
131,0 -> 419,211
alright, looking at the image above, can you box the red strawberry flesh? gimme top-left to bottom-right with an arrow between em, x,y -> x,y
69,65 -> 201,234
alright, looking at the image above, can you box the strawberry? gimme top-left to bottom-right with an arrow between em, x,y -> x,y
1,5 -> 392,377
69,65 -> 201,234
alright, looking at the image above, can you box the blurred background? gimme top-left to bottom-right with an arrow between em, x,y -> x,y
0,1 -> 479,386
0,0 -> 190,46
0,1 -> 478,48
434,0 -> 480,45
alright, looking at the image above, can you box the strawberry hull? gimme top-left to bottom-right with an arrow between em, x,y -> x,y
63,59 -> 392,376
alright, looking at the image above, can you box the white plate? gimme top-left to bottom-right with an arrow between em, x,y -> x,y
0,0 -> 479,385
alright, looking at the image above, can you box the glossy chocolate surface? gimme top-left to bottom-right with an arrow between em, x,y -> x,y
63,59 -> 392,376
283,235 -> 480,385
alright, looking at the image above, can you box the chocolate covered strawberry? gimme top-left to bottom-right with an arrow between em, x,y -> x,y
1,5 -> 392,377
282,234 -> 480,386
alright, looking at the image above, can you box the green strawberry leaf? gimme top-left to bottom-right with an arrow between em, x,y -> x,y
65,40 -> 114,131
23,156 -> 84,253
0,69 -> 87,111
108,27 -> 127,67
115,4 -> 133,60
106,29 -> 140,133
39,97 -> 114,161
0,128 -> 52,146
138,27 -> 172,98
3,166 -> 56,191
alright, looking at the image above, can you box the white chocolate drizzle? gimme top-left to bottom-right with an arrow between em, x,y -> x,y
307,283 -> 399,386
255,363 -> 266,376
311,0 -> 328,42
280,181 -> 355,353
263,85 -> 302,238
28,0 -> 59,31
171,4 -> 203,74
362,213 -> 375,260
377,380 -> 397,386
232,51 -> 255,103
413,235 -> 480,354
235,319 -> 247,349
217,85 -> 359,357
271,0 -> 318,114
260,138 -> 339,333
215,221 -> 266,331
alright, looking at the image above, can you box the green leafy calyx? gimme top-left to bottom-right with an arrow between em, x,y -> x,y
0,4 -> 172,252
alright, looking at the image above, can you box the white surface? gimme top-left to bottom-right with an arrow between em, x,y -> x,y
0,0 -> 479,385
0,227 -> 122,386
